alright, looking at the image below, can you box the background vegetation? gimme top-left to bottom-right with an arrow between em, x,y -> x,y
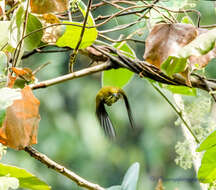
1,0 -> 216,190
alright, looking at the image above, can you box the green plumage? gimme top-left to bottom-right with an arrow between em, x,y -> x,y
96,86 -> 135,138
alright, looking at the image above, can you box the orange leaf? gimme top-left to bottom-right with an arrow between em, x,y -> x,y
0,86 -> 40,150
144,23 -> 198,68
7,75 -> 17,88
11,67 -> 35,82
30,0 -> 68,14
0,6 -> 3,16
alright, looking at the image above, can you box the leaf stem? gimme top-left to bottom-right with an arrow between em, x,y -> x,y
13,0 -> 30,67
151,82 -> 200,144
69,0 -> 93,72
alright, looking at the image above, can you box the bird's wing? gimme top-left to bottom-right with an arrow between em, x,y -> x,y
122,93 -> 135,129
96,102 -> 116,139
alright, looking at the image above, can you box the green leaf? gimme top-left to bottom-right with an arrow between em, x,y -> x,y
102,42 -> 135,88
9,6 -> 24,48
103,68 -> 134,88
106,163 -> 140,190
56,21 -> 97,49
56,1 -> 97,49
161,56 -> 187,77
0,163 -> 50,190
0,21 -> 10,49
181,16 -> 194,25
24,13 -> 43,51
198,146 -> 216,183
106,185 -> 122,190
197,131 -> 216,152
0,51 -> 7,76
0,51 -> 7,65
0,176 -> 19,190
114,42 -> 136,59
163,85 -> 197,96
8,6 -> 42,51
15,5 -> 25,29
0,88 -> 22,110
178,29 -> 216,58
121,162 -> 140,190
0,109 -> 6,127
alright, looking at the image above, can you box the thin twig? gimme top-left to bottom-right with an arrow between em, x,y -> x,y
24,146 -> 105,190
99,19 -> 143,34
150,6 -> 175,24
92,0 -> 137,11
0,43 -> 8,51
101,0 -> 142,18
32,62 -> 51,75
12,22 -> 92,65
99,33 -> 145,44
95,0 -> 159,22
13,0 -> 30,67
151,83 -> 200,144
200,24 -> 216,29
22,47 -> 71,59
95,4 -> 150,27
69,0 -> 93,72
98,0 -> 160,34
152,5 -> 201,27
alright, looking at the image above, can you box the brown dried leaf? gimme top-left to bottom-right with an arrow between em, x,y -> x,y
0,86 -> 40,150
30,0 -> 68,14
189,29 -> 216,69
41,13 -> 61,24
190,46 -> 216,69
39,13 -> 63,43
7,75 -> 17,88
42,24 -> 63,44
144,23 -> 198,68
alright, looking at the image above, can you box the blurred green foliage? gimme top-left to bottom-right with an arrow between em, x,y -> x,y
1,0 -> 216,190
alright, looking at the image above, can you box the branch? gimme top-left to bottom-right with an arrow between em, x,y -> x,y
24,146 -> 105,190
30,61 -> 112,90
29,45 -> 216,92
192,73 -> 216,102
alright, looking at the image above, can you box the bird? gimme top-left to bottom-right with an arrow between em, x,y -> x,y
96,86 -> 135,138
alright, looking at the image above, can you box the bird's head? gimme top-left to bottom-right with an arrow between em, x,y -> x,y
105,90 -> 121,106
